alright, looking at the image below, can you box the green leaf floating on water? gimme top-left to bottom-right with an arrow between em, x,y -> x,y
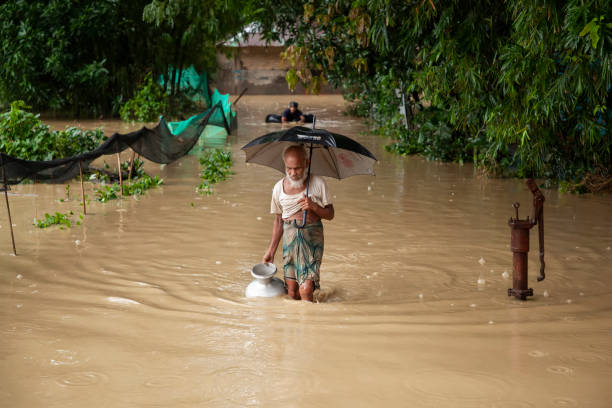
34,212 -> 73,228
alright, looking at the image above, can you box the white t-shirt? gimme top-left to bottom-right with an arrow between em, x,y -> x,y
271,175 -> 332,219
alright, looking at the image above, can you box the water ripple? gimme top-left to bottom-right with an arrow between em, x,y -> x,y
546,365 -> 574,376
405,369 -> 513,401
56,371 -> 108,387
552,397 -> 579,407
144,375 -> 186,388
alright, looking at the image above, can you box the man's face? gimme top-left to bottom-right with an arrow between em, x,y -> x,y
289,106 -> 297,113
284,151 -> 306,182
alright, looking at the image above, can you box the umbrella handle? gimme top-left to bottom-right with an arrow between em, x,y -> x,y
293,210 -> 308,229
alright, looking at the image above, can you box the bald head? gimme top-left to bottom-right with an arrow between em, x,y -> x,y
283,145 -> 307,166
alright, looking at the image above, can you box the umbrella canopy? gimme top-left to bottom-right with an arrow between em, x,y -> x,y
241,126 -> 376,179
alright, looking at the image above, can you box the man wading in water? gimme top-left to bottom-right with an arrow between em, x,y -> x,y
263,145 -> 334,301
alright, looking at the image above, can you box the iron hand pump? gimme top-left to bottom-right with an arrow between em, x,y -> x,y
508,178 -> 545,300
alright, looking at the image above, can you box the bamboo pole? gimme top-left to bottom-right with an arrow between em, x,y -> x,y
117,153 -> 123,198
78,160 -> 86,215
232,87 -> 248,105
0,155 -> 16,255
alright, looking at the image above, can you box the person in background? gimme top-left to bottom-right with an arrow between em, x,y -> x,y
281,101 -> 305,124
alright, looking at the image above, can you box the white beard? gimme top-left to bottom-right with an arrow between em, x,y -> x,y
286,172 -> 307,189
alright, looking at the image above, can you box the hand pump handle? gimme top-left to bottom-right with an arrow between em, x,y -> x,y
526,179 -> 545,281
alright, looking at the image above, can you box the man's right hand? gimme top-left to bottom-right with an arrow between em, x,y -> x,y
262,251 -> 274,264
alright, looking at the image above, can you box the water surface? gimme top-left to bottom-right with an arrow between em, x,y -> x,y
1,95 -> 611,407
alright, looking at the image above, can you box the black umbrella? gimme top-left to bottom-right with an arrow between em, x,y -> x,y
242,123 -> 377,227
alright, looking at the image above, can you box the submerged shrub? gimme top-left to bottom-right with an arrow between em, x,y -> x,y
95,174 -> 163,202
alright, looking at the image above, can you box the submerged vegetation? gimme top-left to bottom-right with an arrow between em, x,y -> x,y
34,211 -> 82,229
198,148 -> 233,195
95,173 -> 164,203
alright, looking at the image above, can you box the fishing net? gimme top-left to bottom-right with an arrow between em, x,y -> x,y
160,65 -> 211,104
0,102 -> 231,185
167,89 -> 235,134
160,66 -> 236,130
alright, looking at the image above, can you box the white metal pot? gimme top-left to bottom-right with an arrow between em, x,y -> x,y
245,263 -> 286,298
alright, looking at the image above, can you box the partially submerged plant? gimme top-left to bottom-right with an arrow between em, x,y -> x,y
198,148 -> 233,195
34,211 -> 83,229
95,183 -> 121,203
95,174 -> 163,202
121,157 -> 145,179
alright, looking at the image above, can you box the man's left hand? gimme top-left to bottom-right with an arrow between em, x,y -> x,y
299,194 -> 318,212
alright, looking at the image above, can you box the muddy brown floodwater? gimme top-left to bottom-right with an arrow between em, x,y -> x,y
1,95 -> 611,407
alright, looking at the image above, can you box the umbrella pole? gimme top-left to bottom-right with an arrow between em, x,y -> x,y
294,142 -> 314,229
1,155 -> 16,255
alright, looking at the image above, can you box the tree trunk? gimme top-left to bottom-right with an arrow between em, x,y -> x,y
163,63 -> 169,93
170,66 -> 177,96
176,53 -> 185,96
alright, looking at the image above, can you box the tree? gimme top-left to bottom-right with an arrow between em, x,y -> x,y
0,0 -> 160,116
142,0 -> 255,97
254,0 -> 611,191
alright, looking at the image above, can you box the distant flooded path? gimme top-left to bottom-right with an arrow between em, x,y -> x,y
1,95 -> 611,407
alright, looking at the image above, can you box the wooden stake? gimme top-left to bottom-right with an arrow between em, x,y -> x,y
0,155 -> 16,255
117,153 -> 123,198
128,149 -> 136,181
3,187 -> 16,256
79,160 -> 86,215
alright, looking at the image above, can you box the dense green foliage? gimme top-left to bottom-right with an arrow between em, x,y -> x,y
143,0 -> 253,98
198,148 -> 233,195
3,0 -> 609,191
0,0 -> 255,116
256,0 -> 611,191
0,101 -> 105,160
0,0 -> 159,116
119,73 -> 169,122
